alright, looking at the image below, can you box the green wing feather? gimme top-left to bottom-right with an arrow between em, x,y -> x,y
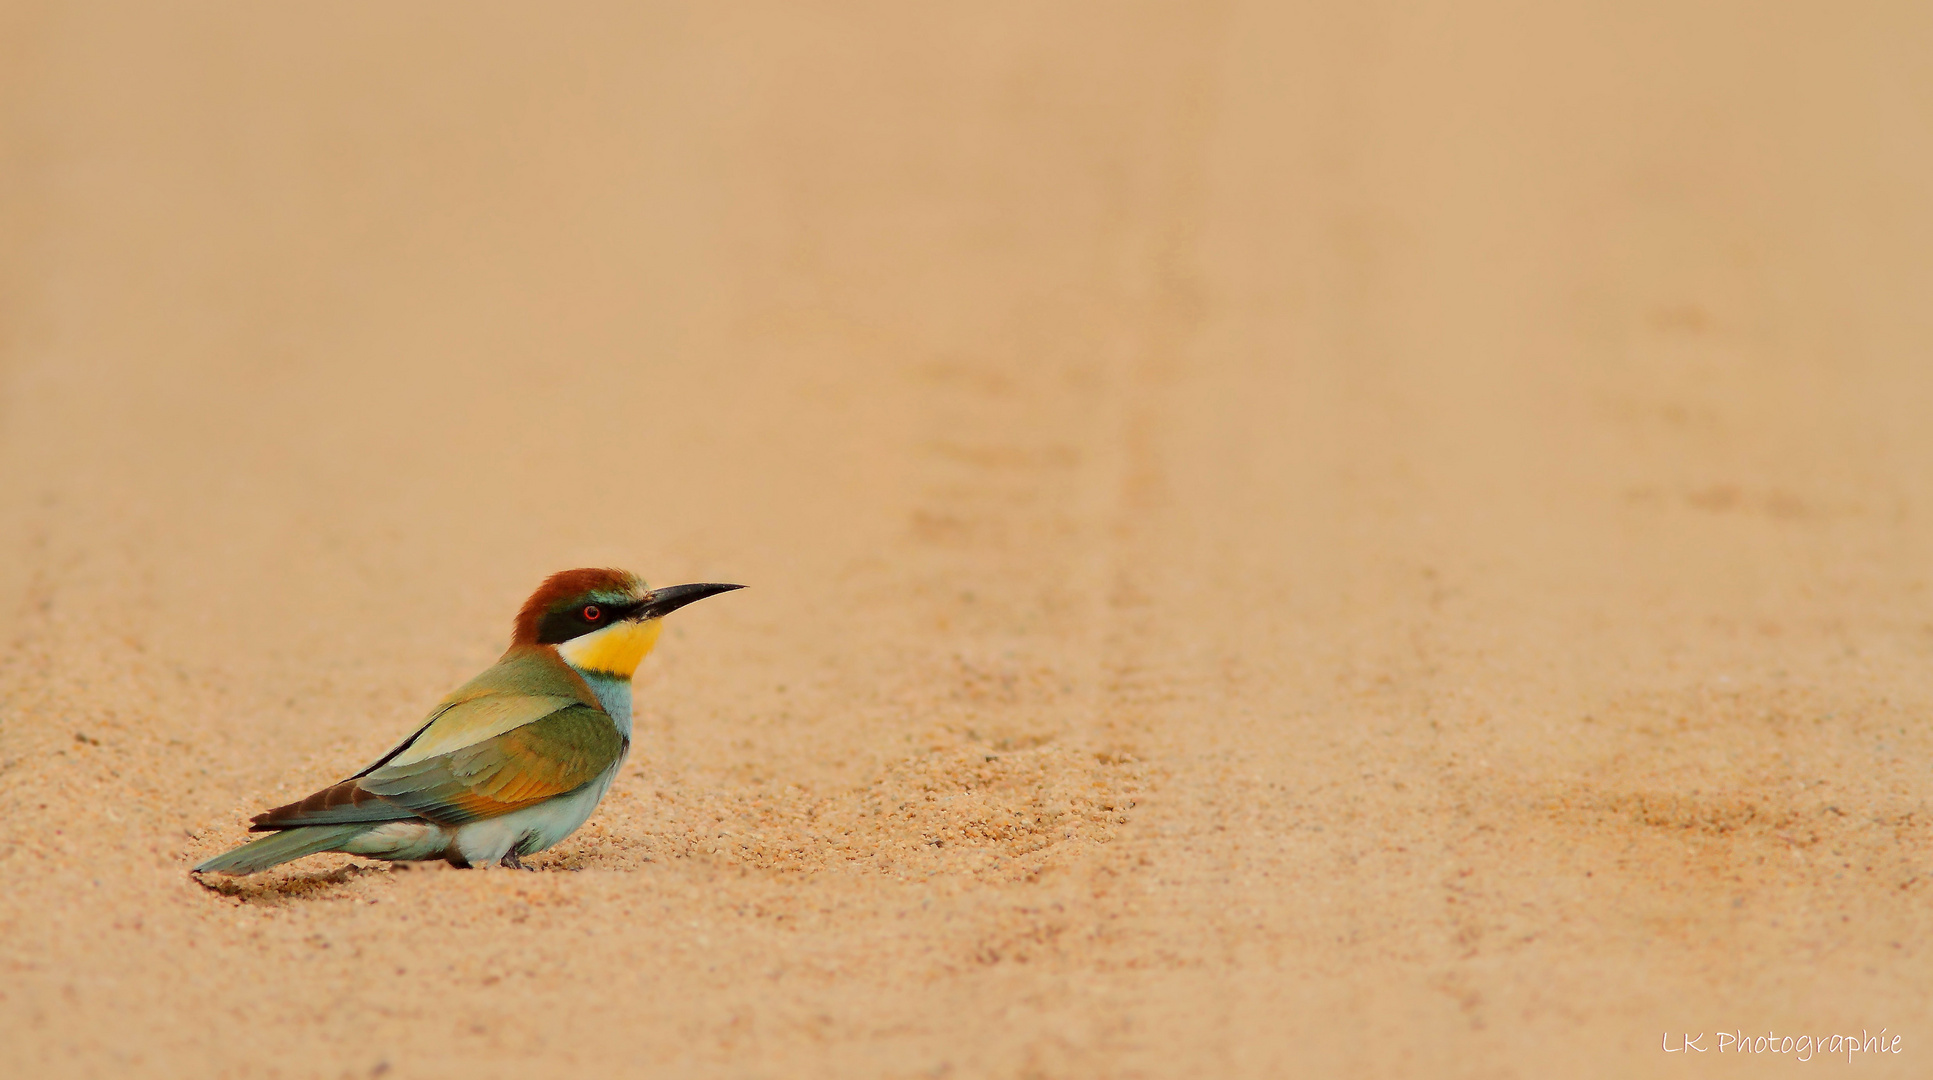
250,648 -> 623,831
351,647 -> 599,774
357,704 -> 625,824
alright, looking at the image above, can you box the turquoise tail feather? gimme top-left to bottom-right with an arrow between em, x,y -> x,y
193,824 -> 372,876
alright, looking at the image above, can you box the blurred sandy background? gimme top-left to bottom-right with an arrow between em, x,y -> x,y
3,2 -> 1931,1077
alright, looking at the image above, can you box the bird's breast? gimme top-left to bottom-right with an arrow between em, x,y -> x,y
577,673 -> 634,738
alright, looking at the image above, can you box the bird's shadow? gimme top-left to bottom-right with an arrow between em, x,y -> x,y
191,860 -> 392,902
188,857 -> 562,902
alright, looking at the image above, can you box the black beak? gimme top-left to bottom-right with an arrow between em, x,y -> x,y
637,582 -> 744,620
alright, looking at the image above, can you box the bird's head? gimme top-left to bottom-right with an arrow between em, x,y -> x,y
513,568 -> 742,679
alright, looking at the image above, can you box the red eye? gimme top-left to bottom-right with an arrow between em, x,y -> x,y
582,605 -> 602,621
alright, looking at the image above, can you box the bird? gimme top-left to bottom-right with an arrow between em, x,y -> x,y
193,568 -> 741,875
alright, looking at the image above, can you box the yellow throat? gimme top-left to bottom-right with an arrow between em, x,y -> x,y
556,618 -> 662,678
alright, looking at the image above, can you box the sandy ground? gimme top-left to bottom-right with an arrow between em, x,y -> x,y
3,3 -> 1932,1077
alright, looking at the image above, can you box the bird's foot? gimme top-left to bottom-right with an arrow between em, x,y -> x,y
501,853 -> 535,871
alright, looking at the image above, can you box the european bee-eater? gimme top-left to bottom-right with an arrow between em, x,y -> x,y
193,568 -> 741,875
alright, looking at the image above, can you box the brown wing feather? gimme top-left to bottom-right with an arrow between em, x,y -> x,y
249,777 -> 414,831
